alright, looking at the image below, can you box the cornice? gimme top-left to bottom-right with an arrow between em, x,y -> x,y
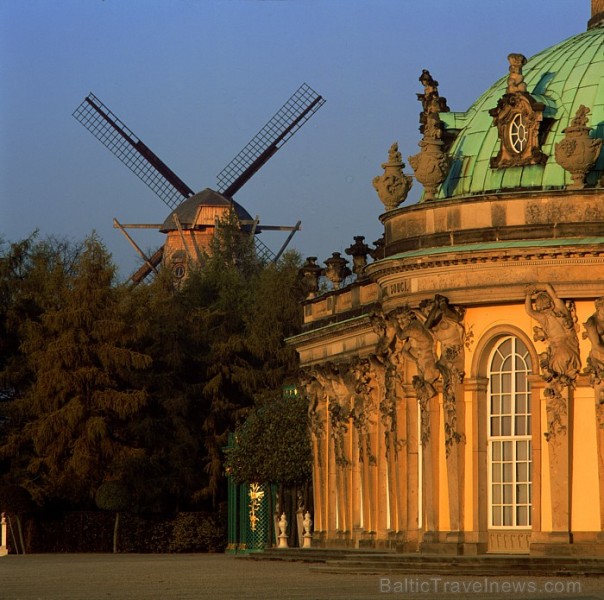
367,243 -> 604,279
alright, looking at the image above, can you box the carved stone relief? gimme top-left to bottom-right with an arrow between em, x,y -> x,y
489,54 -> 547,169
299,367 -> 327,465
422,295 -> 467,455
369,311 -> 405,457
525,284 -> 581,440
350,357 -> 377,465
583,297 -> 604,427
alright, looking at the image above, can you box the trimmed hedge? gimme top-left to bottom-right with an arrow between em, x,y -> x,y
5,510 -> 226,553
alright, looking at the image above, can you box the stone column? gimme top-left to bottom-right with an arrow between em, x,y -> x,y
465,376 -> 488,555
420,392 -> 440,550
444,379 -> 465,550
404,386 -> 421,553
530,383 -> 572,553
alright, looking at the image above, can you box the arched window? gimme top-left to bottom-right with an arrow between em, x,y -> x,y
488,336 -> 532,528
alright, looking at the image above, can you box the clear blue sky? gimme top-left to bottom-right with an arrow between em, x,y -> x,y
0,0 -> 588,281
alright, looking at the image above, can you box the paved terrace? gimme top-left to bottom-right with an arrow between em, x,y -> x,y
0,552 -> 603,600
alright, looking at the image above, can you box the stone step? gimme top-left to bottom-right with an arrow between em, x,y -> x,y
239,549 -> 604,576
311,561 -> 604,577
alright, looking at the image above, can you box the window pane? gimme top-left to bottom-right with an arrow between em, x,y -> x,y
503,395 -> 512,413
516,394 -> 527,413
503,462 -> 513,482
502,356 -> 512,372
517,441 -> 528,460
491,375 -> 501,394
517,483 -> 528,503
503,506 -> 513,526
503,441 -> 513,461
515,416 -> 526,435
503,484 -> 513,503
492,442 -> 502,461
515,372 -> 527,392
492,507 -> 502,526
492,463 -> 501,483
499,338 -> 512,357
517,506 -> 528,526
502,416 -> 512,436
491,417 -> 500,436
517,463 -> 528,482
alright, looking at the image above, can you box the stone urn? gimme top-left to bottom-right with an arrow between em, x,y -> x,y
324,252 -> 351,290
555,105 -> 602,189
409,113 -> 450,201
345,236 -> 371,277
298,256 -> 323,298
372,142 -> 413,211
408,140 -> 450,201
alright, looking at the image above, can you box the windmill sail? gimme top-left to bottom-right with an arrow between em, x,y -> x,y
73,93 -> 194,210
216,83 -> 325,197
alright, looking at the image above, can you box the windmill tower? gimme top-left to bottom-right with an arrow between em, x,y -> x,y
72,84 -> 325,284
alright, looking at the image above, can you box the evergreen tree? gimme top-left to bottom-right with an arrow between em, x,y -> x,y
0,235 -> 151,506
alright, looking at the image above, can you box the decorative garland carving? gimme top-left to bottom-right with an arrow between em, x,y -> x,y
369,312 -> 405,458
299,367 -> 326,466
313,362 -> 354,468
390,306 -> 439,447
350,357 -> 377,465
422,295 -> 467,455
525,283 -> 581,441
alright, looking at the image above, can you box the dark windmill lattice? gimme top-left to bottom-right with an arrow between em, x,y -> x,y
73,93 -> 194,211
216,83 -> 326,197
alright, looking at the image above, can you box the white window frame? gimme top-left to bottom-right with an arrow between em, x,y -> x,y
509,113 -> 528,153
487,335 -> 532,529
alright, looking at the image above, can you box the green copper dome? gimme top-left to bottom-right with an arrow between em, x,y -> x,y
437,27 -> 604,199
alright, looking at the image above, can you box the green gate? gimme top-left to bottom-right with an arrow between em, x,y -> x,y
226,438 -> 277,553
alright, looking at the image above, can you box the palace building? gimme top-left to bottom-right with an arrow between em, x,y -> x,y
290,2 -> 604,555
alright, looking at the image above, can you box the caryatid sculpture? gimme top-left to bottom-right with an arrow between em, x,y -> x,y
526,283 -> 581,440
584,297 -> 604,409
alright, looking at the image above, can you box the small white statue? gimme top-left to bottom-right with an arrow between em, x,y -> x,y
302,511 -> 313,549
277,512 -> 288,549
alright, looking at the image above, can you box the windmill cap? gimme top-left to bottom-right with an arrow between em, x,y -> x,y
160,188 -> 253,232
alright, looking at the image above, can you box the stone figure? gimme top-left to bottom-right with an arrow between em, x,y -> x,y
299,367 -> 326,463
584,297 -> 604,405
525,283 -> 581,385
507,53 -> 527,93
424,294 -> 466,380
393,307 -> 439,446
394,307 -> 440,387
423,295 -> 466,453
313,363 -> 354,467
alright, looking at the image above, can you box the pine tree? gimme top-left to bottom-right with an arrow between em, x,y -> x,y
0,235 -> 151,506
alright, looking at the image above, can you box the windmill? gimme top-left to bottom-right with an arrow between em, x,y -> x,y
72,84 -> 325,284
